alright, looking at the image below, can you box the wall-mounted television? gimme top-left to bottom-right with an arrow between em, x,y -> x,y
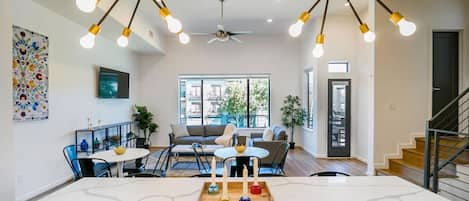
98,67 -> 130,99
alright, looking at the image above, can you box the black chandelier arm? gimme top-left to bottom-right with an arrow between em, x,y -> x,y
160,0 -> 168,8
152,0 -> 163,9
319,0 -> 329,34
307,0 -> 322,13
127,0 -> 141,28
347,0 -> 363,25
97,0 -> 119,25
376,0 -> 393,14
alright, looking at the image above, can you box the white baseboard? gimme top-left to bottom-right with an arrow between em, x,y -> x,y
379,132 -> 424,169
17,175 -> 73,201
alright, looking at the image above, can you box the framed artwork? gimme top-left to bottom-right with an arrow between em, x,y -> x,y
12,25 -> 49,121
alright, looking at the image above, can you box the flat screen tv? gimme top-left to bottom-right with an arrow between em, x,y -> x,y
98,67 -> 130,99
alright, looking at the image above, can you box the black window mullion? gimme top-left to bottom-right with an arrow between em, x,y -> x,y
200,79 -> 204,126
247,79 -> 251,128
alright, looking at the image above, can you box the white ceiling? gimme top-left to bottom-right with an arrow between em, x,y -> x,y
137,0 -> 369,34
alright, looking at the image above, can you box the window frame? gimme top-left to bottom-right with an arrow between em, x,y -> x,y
328,61 -> 350,73
305,69 -> 314,129
178,75 -> 271,128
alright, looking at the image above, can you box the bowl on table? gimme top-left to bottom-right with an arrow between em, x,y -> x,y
235,144 -> 246,153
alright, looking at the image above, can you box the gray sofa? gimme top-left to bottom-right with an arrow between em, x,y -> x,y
169,125 -> 235,146
250,125 -> 288,142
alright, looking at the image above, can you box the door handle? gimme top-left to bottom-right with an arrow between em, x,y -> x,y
433,87 -> 441,92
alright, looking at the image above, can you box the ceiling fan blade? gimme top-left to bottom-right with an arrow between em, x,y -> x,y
191,33 -> 212,36
230,36 -> 243,43
208,38 -> 218,44
229,31 -> 252,35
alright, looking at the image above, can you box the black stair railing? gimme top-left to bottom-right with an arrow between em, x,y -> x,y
424,87 -> 469,193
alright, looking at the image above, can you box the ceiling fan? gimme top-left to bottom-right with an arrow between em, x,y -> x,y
192,0 -> 252,43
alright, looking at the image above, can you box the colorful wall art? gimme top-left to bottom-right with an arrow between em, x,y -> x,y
12,25 -> 49,121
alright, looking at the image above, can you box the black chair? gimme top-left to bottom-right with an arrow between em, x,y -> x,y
71,158 -> 112,178
192,143 -> 223,176
259,173 -> 286,177
222,155 -> 261,177
254,141 -> 290,175
310,171 -> 350,177
123,138 -> 147,174
127,146 -> 171,177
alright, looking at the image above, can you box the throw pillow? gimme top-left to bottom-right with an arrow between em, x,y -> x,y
262,128 -> 274,141
171,124 -> 189,137
223,124 -> 236,136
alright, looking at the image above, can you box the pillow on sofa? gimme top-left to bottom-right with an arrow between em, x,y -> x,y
171,124 -> 189,137
215,124 -> 236,146
262,128 -> 274,141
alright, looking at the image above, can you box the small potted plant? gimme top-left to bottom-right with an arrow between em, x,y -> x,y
280,95 -> 306,149
133,105 -> 158,149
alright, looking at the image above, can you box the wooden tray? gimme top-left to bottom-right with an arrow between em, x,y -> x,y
199,181 -> 273,201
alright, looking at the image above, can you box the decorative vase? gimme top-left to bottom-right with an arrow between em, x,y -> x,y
80,139 -> 89,152
93,137 -> 100,149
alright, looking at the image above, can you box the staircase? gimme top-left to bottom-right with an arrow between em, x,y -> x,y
376,87 -> 469,201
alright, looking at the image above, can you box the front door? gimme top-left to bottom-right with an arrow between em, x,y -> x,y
328,79 -> 351,157
432,32 -> 459,130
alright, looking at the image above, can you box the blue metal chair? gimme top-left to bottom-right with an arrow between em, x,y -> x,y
63,145 -> 80,180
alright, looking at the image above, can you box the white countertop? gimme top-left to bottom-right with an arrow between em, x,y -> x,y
38,176 -> 449,201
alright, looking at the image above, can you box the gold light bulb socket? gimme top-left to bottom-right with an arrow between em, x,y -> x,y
121,27 -> 131,37
88,24 -> 101,35
316,34 -> 325,44
360,24 -> 370,34
390,12 -> 404,25
299,12 -> 311,23
159,8 -> 171,18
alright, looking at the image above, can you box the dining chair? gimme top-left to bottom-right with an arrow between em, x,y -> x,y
63,145 -> 80,180
310,171 -> 350,177
192,143 -> 223,176
71,158 -> 112,178
254,141 -> 290,175
127,146 -> 171,177
258,173 -> 286,177
123,138 -> 146,174
223,155 -> 261,177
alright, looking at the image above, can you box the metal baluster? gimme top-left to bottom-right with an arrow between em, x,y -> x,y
432,131 -> 440,193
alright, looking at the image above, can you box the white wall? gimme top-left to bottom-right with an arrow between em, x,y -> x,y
298,13 -> 374,163
12,0 -> 139,200
374,0 -> 469,167
0,0 -> 16,200
137,35 -> 301,146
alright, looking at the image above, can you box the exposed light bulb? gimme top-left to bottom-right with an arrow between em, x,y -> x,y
289,20 -> 304,37
80,32 -> 96,49
178,32 -> 190,44
165,15 -> 182,33
76,0 -> 97,13
363,31 -> 376,43
117,35 -> 129,47
397,18 -> 416,36
312,44 -> 324,58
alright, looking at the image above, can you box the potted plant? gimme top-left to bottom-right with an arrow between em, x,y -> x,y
280,95 -> 306,149
133,105 -> 158,149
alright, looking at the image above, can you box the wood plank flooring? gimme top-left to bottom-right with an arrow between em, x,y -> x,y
284,148 -> 367,176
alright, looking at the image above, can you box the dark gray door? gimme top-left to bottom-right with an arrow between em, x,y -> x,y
432,32 -> 459,130
328,79 -> 351,157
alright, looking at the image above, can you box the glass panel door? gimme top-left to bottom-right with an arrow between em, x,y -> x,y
328,79 -> 351,157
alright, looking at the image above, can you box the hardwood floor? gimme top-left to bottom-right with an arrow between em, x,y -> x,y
284,148 -> 367,176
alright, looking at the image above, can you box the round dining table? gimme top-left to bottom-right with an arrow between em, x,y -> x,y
214,147 -> 269,176
89,148 -> 150,177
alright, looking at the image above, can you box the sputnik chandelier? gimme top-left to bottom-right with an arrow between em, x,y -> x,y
289,0 -> 416,58
75,0 -> 190,49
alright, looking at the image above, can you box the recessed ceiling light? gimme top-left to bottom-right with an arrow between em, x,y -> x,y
344,2 -> 350,7
267,18 -> 273,23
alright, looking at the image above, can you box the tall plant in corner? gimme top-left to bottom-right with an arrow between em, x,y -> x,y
133,105 -> 158,147
280,95 -> 306,149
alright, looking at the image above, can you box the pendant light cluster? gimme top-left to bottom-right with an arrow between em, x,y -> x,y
76,0 -> 190,49
289,0 -> 416,58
